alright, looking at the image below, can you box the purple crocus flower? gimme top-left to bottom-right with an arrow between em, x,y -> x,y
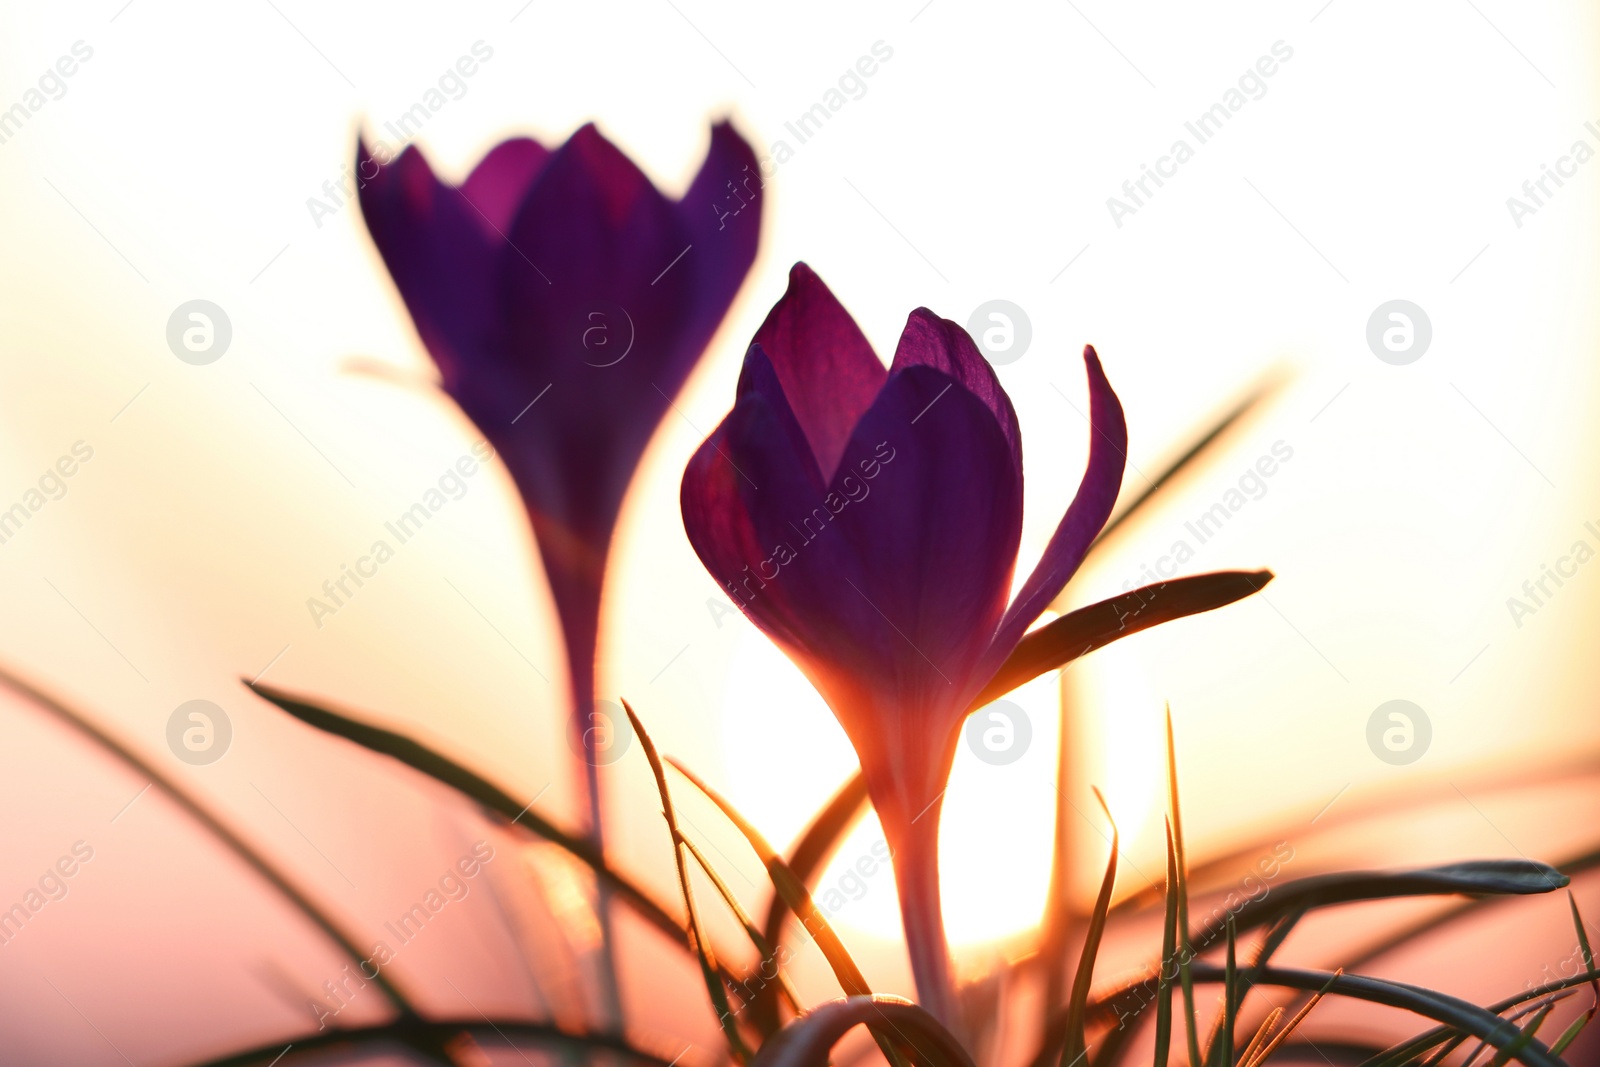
357,121 -> 763,806
680,264 -> 1126,1022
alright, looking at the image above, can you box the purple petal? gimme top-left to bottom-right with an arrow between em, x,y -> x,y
820,365 -> 1022,730
889,308 -> 1021,478
356,139 -> 503,383
459,137 -> 552,235
680,122 -> 766,346
682,346 -> 828,659
686,360 -> 1022,791
982,346 -> 1126,673
751,264 -> 887,481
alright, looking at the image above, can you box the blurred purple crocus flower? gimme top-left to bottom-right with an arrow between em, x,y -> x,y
357,120 -> 762,804
680,264 -> 1126,1022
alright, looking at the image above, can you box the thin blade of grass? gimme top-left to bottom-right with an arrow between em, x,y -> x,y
1482,1001 -> 1556,1067
1571,889 -> 1598,1009
752,772 -> 870,1031
1236,1007 -> 1283,1067
248,682 -> 697,957
663,756 -> 911,1067
1450,997 -> 1570,1067
1200,914 -> 1238,1067
678,831 -> 805,1020
1063,788 -> 1119,1067
1547,890 -> 1599,1058
1549,1010 -> 1591,1057
1152,819 -> 1180,1067
1222,917 -> 1237,1066
1169,708 -> 1204,1067
1244,968 -> 1340,1067
622,701 -> 751,1062
666,756 -> 872,998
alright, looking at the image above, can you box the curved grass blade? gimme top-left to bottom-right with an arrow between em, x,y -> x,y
1483,1000 -> 1557,1067
1186,860 -> 1568,958
665,756 -> 873,999
1365,968 -> 1600,1067
748,995 -> 975,1067
622,701 -> 751,1063
662,756 -> 911,1067
247,681 -> 703,962
1063,788 -> 1119,1067
976,571 -> 1273,708
1444,997 -> 1565,1067
1243,969 -> 1339,1067
1095,859 -> 1568,1039
678,831 -> 805,1021
0,664 -> 419,1019
752,772 -> 870,1030
1183,965 -> 1565,1067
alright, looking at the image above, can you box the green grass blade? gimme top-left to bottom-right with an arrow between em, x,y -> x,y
622,701 -> 752,1062
247,682 -> 699,958
662,756 -> 911,1067
1153,818 -> 1180,1067
1168,708 -> 1204,1067
678,831 -> 804,1021
1063,788 -> 1119,1067
752,771 -> 870,1030
1242,968 -> 1339,1067
1483,1001 -> 1555,1067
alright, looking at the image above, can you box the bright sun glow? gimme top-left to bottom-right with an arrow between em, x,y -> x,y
719,614 -> 1165,949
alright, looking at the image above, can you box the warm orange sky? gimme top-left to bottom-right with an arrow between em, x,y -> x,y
0,0 -> 1596,959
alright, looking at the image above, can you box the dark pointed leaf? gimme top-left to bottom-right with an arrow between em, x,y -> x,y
245,681 -> 699,961
976,570 -> 1272,708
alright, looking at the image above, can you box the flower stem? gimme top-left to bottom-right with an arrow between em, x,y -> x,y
891,803 -> 959,1029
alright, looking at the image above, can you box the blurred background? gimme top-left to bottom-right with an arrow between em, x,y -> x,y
0,1 -> 1596,1063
